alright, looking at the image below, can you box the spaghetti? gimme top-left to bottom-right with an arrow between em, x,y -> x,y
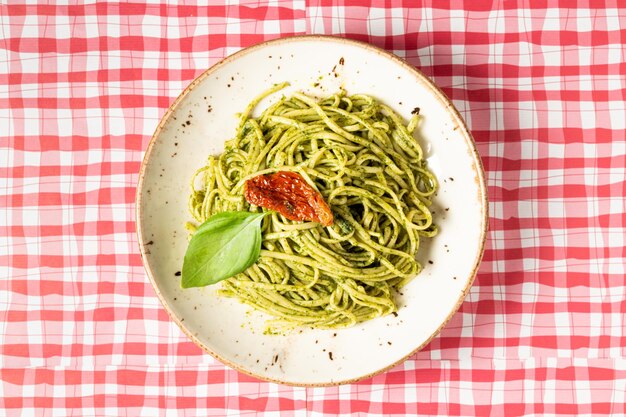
187,83 -> 438,331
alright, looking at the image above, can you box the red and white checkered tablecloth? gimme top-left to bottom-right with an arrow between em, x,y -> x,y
1,1 -> 625,415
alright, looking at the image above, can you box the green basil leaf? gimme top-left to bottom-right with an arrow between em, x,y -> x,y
181,211 -> 267,288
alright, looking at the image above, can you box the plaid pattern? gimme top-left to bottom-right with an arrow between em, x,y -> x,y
1,0 -> 625,415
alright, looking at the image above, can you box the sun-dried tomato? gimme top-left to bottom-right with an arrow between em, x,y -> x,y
244,171 -> 334,226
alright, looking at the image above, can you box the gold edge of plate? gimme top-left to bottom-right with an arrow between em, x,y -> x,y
135,34 -> 489,387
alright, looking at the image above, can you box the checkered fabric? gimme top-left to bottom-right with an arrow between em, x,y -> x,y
1,1 -> 625,415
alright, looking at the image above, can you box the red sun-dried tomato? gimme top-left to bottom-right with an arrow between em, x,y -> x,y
244,171 -> 334,226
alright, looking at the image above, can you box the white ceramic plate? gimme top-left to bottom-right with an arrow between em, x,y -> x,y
136,36 -> 487,386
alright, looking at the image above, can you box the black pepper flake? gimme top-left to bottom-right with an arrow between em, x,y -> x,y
449,177 -> 454,181
181,123 -> 186,128
180,318 -> 184,322
387,341 -> 392,345
315,340 -> 318,344
174,142 -> 178,146
175,271 -> 181,276
256,359 -> 259,363
171,153 -> 177,157
399,101 -> 403,105
204,96 -> 207,100
145,240 -> 154,246
208,105 -> 213,113
273,354 -> 278,364
339,57 -> 344,65
328,352 -> 334,360
453,276 -> 457,280
227,84 -> 231,87
173,298 -> 177,301
194,306 -> 197,310
392,312 -> 398,317
185,120 -> 191,126
411,107 -> 420,115
445,207 -> 449,211
333,333 -> 337,337
428,260 -> 433,264
231,76 -> 234,81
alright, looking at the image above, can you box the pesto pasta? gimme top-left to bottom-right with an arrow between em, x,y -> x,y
187,83 -> 437,332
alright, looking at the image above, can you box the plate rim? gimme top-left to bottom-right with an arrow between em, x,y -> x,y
135,34 -> 489,386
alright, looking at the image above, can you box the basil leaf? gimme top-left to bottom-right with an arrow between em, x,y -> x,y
181,211 -> 267,288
